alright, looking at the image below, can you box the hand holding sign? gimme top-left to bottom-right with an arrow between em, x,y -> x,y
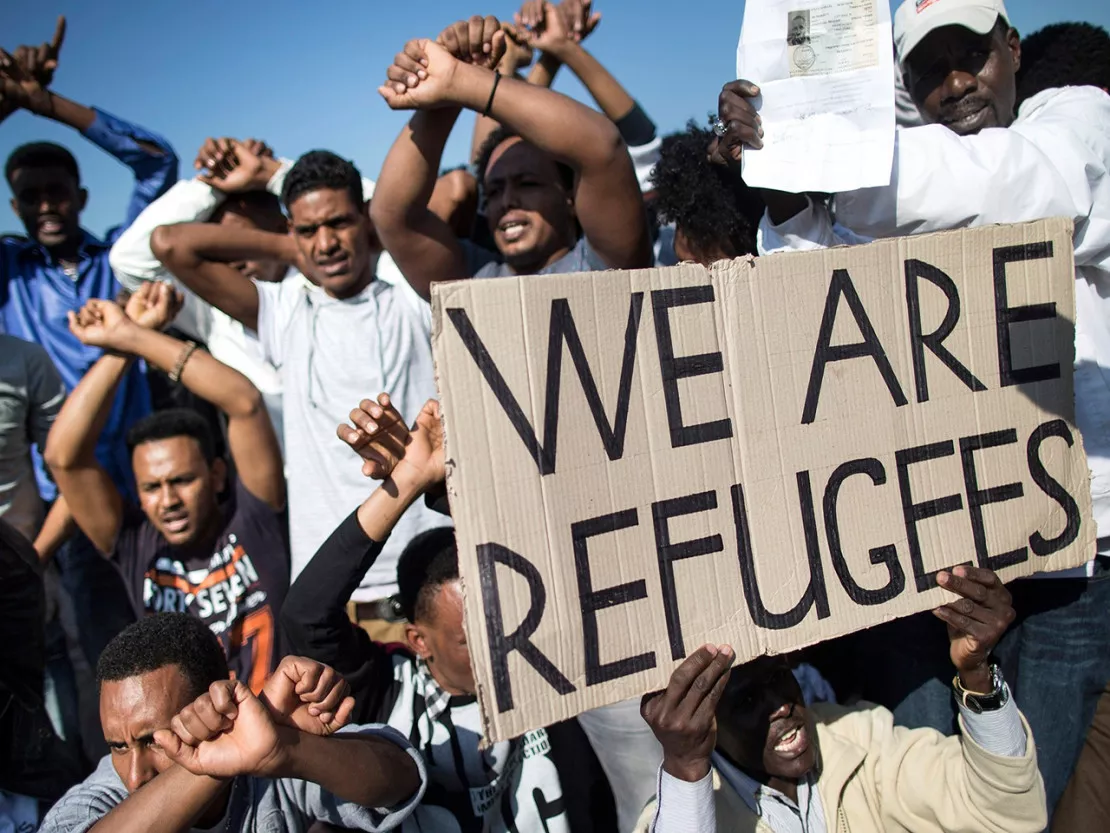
641,644 -> 734,782
933,566 -> 1016,692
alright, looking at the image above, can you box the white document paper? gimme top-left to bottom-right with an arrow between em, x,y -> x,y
736,0 -> 895,193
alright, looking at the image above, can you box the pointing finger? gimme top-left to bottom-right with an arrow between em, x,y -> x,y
50,16 -> 67,55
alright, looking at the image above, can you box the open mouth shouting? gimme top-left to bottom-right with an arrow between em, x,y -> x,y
497,212 -> 531,244
37,214 -> 66,237
769,719 -> 810,762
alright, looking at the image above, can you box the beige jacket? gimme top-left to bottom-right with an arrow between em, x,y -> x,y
636,702 -> 1046,833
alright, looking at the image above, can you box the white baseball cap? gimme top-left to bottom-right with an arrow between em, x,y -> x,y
893,0 -> 1010,65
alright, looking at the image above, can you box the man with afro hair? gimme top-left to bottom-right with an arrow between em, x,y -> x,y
650,123 -> 765,265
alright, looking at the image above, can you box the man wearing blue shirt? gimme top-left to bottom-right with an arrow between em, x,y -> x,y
0,25 -> 178,667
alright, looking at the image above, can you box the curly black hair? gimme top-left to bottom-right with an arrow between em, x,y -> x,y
5,141 -> 79,186
126,407 -> 217,463
96,613 -> 227,700
650,122 -> 764,262
473,127 -> 575,195
1016,22 -> 1110,106
395,527 -> 459,624
280,149 -> 363,212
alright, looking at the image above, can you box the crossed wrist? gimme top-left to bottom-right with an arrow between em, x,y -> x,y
389,467 -> 438,501
448,61 -> 496,110
542,40 -> 577,62
26,90 -> 55,118
254,725 -> 298,777
106,323 -> 144,355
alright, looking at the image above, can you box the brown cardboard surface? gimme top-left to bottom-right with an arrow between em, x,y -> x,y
431,219 -> 1093,743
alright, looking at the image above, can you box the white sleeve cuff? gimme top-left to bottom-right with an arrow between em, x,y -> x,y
266,158 -> 296,198
651,765 -> 716,833
958,688 -> 1028,758
757,197 -> 872,255
109,178 -> 223,288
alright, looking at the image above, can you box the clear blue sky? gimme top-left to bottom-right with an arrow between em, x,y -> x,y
1,0 -> 1107,236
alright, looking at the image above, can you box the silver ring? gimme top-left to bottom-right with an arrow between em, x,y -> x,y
712,116 -> 730,138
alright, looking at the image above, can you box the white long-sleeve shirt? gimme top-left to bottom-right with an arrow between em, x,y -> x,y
759,86 -> 1110,574
108,161 -> 403,454
108,174 -> 289,448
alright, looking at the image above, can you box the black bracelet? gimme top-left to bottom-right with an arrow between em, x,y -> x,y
483,70 -> 502,117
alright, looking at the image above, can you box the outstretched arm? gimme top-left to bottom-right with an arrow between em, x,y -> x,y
381,34 -> 651,271
372,18 -> 509,299
112,285 -> 284,510
43,287 -> 190,554
110,135 -> 280,290
42,344 -> 129,555
371,108 -> 469,300
524,1 -> 632,121
282,395 -> 444,689
1,18 -> 177,233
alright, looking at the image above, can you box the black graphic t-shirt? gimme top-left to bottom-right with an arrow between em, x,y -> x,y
113,478 -> 289,691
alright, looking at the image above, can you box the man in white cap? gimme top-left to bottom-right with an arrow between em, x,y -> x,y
716,0 -> 1110,820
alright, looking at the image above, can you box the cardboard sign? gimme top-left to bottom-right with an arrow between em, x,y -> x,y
431,219 -> 1093,743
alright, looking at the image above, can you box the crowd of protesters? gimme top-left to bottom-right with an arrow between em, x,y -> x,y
1,1 -> 1108,831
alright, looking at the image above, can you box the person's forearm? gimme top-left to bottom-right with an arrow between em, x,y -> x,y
355,475 -> 423,540
43,354 -> 131,471
650,767 -> 717,833
471,55 -> 533,163
449,63 -> 622,176
152,223 -> 297,267
528,52 -> 561,88
0,93 -> 16,124
274,728 -> 420,808
550,42 -> 634,122
110,180 -> 226,289
117,326 -> 261,418
281,476 -> 422,669
33,497 -> 76,563
282,509 -> 389,679
27,91 -> 96,132
376,108 -> 462,227
91,766 -> 226,833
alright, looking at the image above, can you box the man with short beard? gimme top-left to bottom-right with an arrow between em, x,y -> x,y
636,567 -> 1045,832
39,614 -> 424,833
717,0 -> 1110,815
44,284 -> 287,691
1,17 -> 178,666
149,150 -> 450,631
371,15 -> 652,298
